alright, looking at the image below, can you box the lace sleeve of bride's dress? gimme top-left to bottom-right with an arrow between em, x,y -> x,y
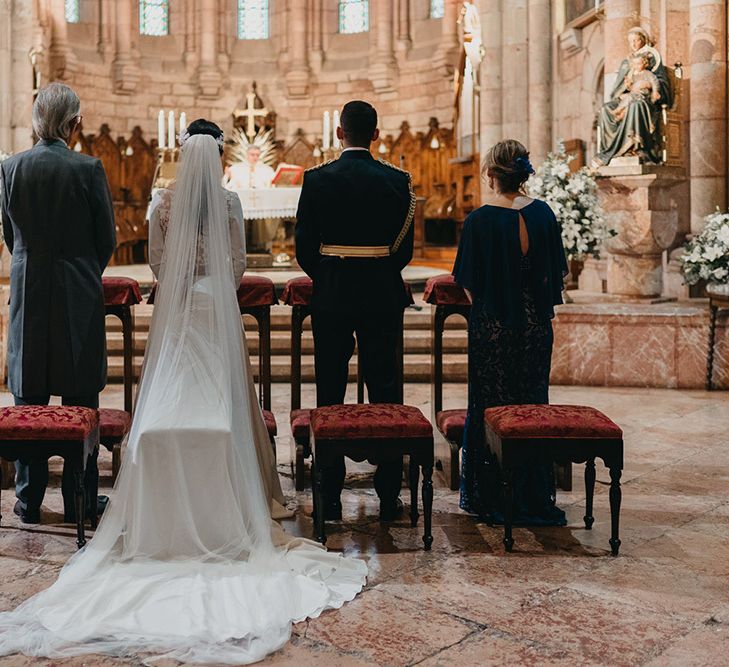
226,190 -> 247,285
148,188 -> 173,279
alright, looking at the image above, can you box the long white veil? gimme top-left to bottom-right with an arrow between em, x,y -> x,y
0,135 -> 366,665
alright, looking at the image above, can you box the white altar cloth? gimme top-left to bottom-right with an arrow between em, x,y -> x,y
229,187 -> 302,220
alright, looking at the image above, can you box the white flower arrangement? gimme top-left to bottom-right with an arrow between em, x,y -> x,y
680,209 -> 729,286
528,141 -> 611,260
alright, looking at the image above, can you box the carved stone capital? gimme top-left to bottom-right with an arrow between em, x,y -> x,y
49,45 -> 77,81
197,66 -> 222,99
112,56 -> 140,95
285,67 -> 310,98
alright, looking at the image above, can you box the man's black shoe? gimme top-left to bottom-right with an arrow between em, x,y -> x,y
379,497 -> 404,522
13,500 -> 40,525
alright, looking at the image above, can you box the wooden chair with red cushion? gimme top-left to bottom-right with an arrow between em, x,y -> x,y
0,406 -> 100,548
283,277 -> 413,491
310,404 -> 434,550
237,275 -> 279,454
484,404 -> 624,555
149,275 -> 279,454
424,274 -> 470,490
103,277 -> 142,482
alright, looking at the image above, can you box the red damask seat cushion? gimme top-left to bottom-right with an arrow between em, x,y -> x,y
99,409 -> 132,441
290,409 -> 311,440
0,406 -> 99,441
485,405 -> 623,440
262,410 -> 277,438
103,277 -> 143,306
282,276 -> 313,306
311,404 -> 432,440
423,274 -> 471,306
436,409 -> 467,443
237,275 -> 278,308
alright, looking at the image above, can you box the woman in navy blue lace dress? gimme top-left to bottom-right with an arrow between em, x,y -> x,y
453,140 -> 567,526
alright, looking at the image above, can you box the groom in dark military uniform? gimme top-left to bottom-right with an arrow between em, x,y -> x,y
295,100 -> 415,522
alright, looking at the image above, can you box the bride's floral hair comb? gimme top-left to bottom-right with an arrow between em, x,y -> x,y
178,129 -> 225,150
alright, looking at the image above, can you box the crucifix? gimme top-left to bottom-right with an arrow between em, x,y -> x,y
234,89 -> 269,141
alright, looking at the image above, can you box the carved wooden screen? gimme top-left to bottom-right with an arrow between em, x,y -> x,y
123,127 -> 156,262
281,129 -> 318,170
390,122 -> 422,194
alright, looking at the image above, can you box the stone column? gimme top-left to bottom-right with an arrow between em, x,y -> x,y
310,0 -> 324,70
285,0 -> 310,97
479,0 -> 503,160
371,0 -> 397,91
527,0 -> 551,162
48,0 -> 77,80
603,0 -> 640,94
501,0 -> 528,142
434,0 -> 460,75
112,0 -> 140,94
0,0 -> 11,150
396,0 -> 411,52
198,0 -> 222,98
689,0 -> 728,232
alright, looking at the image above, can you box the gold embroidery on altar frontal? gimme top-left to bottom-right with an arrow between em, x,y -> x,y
320,244 -> 391,258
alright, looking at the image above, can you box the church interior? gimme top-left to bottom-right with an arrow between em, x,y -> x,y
1,0 -> 729,664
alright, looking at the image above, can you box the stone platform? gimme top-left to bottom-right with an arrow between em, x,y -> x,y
552,293 -> 729,390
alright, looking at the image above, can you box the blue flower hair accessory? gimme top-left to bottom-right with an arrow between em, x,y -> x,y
513,155 -> 535,175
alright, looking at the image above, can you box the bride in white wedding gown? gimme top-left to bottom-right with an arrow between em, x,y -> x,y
0,129 -> 367,664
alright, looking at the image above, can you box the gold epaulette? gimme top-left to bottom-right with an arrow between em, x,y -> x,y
305,158 -> 337,173
377,158 -> 410,176
384,163 -> 416,254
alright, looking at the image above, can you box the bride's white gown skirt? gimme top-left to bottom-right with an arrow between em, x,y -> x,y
0,280 -> 366,665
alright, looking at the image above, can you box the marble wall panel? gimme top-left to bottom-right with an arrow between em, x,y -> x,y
549,301 -> 728,390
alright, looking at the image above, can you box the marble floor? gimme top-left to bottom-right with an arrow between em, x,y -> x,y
0,384 -> 728,666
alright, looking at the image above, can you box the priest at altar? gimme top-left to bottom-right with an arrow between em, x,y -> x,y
225,144 -> 275,190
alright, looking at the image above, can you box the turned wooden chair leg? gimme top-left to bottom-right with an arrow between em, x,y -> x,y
502,464 -> 514,553
609,466 -> 622,556
584,458 -> 596,529
421,464 -> 434,551
294,443 -> 306,492
112,444 -> 121,484
74,465 -> 87,549
408,459 -> 420,527
449,440 -> 460,491
312,460 -> 326,545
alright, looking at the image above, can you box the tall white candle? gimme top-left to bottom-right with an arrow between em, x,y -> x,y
322,111 -> 331,151
158,110 -> 165,149
168,111 -> 175,148
333,110 -> 341,149
179,112 -> 187,137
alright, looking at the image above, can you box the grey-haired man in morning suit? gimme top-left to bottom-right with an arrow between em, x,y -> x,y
0,83 -> 116,524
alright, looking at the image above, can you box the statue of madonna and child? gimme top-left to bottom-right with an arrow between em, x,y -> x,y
592,27 -> 674,168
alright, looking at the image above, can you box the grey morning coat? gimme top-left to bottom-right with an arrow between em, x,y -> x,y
0,139 -> 116,398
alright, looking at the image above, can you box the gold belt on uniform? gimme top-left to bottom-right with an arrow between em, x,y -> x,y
319,244 -> 391,258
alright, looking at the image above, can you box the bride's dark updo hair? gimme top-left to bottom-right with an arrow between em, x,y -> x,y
482,139 -> 535,194
186,118 -> 225,155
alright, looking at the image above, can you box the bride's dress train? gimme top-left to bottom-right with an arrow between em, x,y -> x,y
0,135 -> 366,665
